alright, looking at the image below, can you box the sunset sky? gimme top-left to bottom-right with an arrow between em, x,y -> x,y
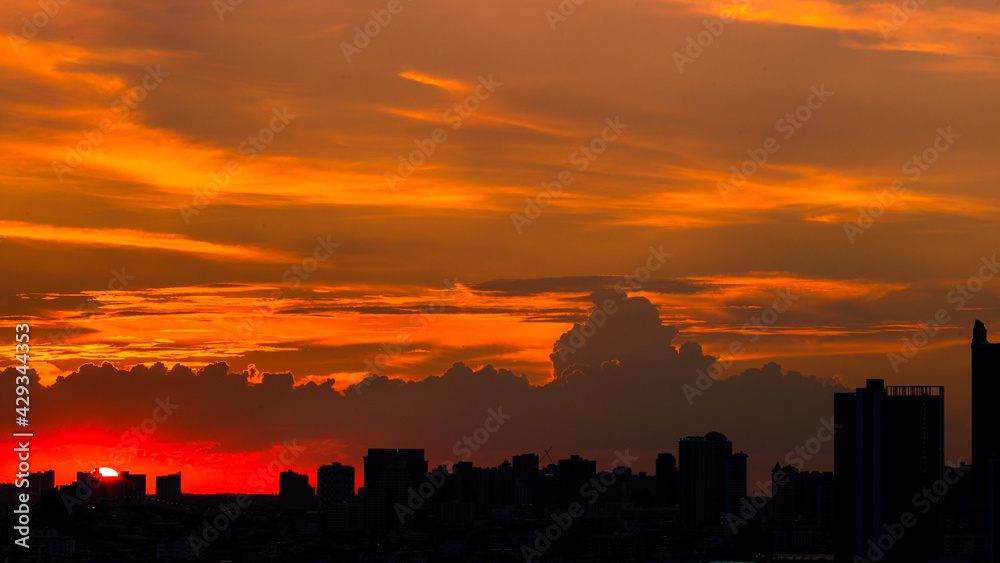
2,0 -> 999,494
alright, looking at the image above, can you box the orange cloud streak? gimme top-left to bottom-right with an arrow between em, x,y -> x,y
0,221 -> 295,262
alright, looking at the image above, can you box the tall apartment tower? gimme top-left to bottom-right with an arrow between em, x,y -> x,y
279,469 -> 315,510
834,379 -> 944,563
679,432 -> 746,528
155,473 -> 182,502
512,453 -> 539,507
772,463 -> 799,526
362,449 -> 427,535
725,451 -> 748,518
556,454 -> 597,507
317,462 -> 355,509
656,452 -> 678,507
972,320 -> 1000,563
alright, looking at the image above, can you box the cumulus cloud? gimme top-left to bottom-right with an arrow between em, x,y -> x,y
2,295 -> 846,489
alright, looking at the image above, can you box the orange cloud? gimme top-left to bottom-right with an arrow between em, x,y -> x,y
0,221 -> 295,262
398,70 -> 468,93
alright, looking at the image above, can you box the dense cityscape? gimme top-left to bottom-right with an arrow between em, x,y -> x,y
0,321 -> 997,562
4,0 -> 998,558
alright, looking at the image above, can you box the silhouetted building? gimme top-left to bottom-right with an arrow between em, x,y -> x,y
656,453 -> 678,506
155,473 -> 182,502
632,470 -> 657,509
317,462 -> 354,509
22,448 -> 851,560
834,379 -> 944,563
557,454 -> 597,506
772,463 -> 799,526
512,453 -> 538,507
539,462 -> 559,509
362,448 -> 427,534
279,469 -> 314,510
772,464 -> 834,527
451,461 -> 489,517
798,470 -> 835,525
973,320 -> 1000,563
987,460 -> 1000,563
679,432 -> 745,528
120,472 -> 146,504
72,469 -> 142,506
726,451 -> 748,518
28,470 -> 55,497
942,462 -> 973,527
93,471 -> 122,505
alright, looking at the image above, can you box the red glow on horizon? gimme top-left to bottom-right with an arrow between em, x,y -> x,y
1,430 -> 355,495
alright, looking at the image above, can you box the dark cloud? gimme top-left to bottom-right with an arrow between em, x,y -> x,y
470,276 -> 708,297
2,297 -> 847,485
550,293 -> 683,377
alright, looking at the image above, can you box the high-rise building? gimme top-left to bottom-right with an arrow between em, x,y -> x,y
656,453 -> 678,507
120,472 -> 146,505
362,449 -> 427,534
317,462 -> 355,509
512,453 -> 538,507
772,463 -> 799,526
771,465 -> 834,527
988,460 -> 1000,563
279,469 -> 315,510
834,379 -> 944,563
155,473 -> 182,502
972,320 -> 1000,563
556,454 -> 597,506
725,451 -> 748,517
798,470 -> 834,525
120,472 -> 145,494
28,470 -> 55,497
679,432 -> 746,528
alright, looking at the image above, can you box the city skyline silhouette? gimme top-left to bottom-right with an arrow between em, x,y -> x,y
3,0 -> 1000,559
6,316 -> 987,562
